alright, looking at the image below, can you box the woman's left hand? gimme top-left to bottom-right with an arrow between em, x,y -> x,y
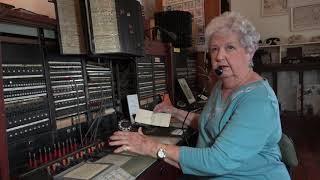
109,127 -> 159,157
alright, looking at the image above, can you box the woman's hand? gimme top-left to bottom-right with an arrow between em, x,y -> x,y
109,127 -> 159,157
153,101 -> 176,114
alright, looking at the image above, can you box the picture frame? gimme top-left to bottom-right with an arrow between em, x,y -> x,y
55,0 -> 87,55
290,3 -> 320,31
287,0 -> 320,8
261,0 -> 288,17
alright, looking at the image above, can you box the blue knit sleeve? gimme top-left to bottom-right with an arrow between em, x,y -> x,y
179,93 -> 280,176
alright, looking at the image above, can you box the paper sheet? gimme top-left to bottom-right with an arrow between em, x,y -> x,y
96,154 -> 132,166
135,109 -> 171,127
63,163 -> 110,180
127,94 -> 139,116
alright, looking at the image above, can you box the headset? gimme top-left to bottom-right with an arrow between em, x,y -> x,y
214,66 -> 223,76
206,51 -> 223,76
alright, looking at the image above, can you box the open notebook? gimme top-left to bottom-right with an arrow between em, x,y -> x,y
134,109 -> 171,127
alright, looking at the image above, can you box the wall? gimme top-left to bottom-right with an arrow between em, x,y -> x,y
230,0 -> 319,43
0,0 -> 55,18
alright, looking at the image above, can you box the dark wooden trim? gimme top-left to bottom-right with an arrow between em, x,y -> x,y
299,71 -> 304,118
0,8 -> 56,29
0,42 -> 10,180
167,44 -> 175,104
204,0 -> 220,26
145,40 -> 170,56
273,72 -> 277,95
155,0 -> 163,13
0,36 -> 39,44
255,63 -> 320,72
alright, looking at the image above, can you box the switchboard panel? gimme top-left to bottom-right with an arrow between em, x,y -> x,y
1,43 -> 51,142
86,61 -> 113,112
3,64 -> 50,140
174,49 -> 197,91
48,58 -> 87,129
153,56 -> 167,95
136,55 -> 168,110
0,42 -> 52,176
137,56 -> 154,99
186,53 -> 197,91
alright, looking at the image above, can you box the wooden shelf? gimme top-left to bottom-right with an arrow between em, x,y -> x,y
259,41 -> 320,48
255,63 -> 320,72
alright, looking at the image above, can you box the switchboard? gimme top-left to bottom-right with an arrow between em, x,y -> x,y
153,56 -> 167,95
136,55 -> 168,110
174,49 -> 197,91
48,58 -> 87,129
186,53 -> 197,91
86,61 -> 113,112
0,42 -> 53,176
3,64 -> 50,140
137,56 -> 154,99
1,43 -> 51,142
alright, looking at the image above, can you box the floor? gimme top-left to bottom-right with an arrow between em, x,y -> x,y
281,113 -> 320,180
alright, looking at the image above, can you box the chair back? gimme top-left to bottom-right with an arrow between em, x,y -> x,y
278,133 -> 298,176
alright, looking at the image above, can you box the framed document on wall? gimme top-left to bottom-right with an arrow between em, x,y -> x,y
55,0 -> 87,54
85,0 -> 144,56
287,0 -> 320,8
290,3 -> 320,31
261,0 -> 288,16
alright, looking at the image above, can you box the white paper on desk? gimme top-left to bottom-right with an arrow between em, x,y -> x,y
127,94 -> 140,116
135,109 -> 171,127
127,94 -> 140,123
96,154 -> 132,166
63,163 -> 110,179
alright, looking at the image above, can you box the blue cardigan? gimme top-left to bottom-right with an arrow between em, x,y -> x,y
179,80 -> 290,180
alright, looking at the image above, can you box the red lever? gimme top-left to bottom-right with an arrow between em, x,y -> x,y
53,144 -> 57,159
58,142 -> 61,157
28,152 -> 33,168
48,147 -> 53,161
62,142 -> 66,156
44,147 -> 48,163
39,149 -> 43,164
33,153 -> 38,168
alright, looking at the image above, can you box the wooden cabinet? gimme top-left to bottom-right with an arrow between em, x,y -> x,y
256,41 -> 320,64
254,42 -> 320,117
137,160 -> 182,180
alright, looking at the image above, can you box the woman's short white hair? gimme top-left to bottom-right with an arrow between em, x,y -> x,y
205,11 -> 260,54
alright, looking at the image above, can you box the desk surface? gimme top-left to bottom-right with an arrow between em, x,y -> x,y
53,126 -> 184,180
96,135 -> 182,178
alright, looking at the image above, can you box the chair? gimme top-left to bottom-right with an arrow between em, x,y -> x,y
278,133 -> 299,177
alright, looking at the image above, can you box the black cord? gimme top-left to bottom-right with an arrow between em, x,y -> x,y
182,111 -> 190,146
71,77 -> 84,147
84,77 -> 108,143
91,85 -> 107,142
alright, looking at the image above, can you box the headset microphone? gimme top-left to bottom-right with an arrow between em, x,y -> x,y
214,66 -> 223,76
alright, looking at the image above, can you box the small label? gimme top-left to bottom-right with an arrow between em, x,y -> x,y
154,57 -> 160,63
173,48 -> 180,53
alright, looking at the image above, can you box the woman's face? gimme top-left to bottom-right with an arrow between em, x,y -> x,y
209,32 -> 252,81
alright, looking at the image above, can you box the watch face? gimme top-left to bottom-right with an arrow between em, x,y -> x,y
157,148 -> 166,159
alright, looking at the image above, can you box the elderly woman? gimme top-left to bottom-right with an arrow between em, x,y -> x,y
109,12 -> 290,179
